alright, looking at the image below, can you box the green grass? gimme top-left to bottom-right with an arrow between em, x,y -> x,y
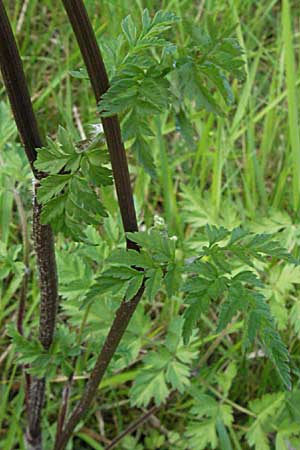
1,0 -> 300,449
282,0 -> 300,213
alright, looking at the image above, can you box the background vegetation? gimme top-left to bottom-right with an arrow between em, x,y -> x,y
0,0 -> 300,449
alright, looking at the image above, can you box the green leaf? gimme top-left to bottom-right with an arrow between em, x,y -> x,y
182,225 -> 293,388
205,224 -> 230,246
246,233 -> 298,264
183,295 -> 210,344
216,416 -> 233,450
186,395 -> 233,450
69,68 -> 89,79
132,135 -> 156,178
126,230 -> 176,262
81,155 -> 113,187
217,282 -> 246,332
34,126 -> 111,240
165,358 -> 191,393
145,268 -> 163,301
150,10 -> 180,33
185,420 -> 218,450
125,273 -> 144,301
217,362 -> 237,396
35,129 -> 80,174
165,262 -> 181,297
130,318 -> 196,407
39,194 -> 66,225
200,62 -> 234,105
102,266 -> 141,280
37,174 -> 71,203
130,370 -> 169,407
247,393 -> 285,450
122,15 -> 137,46
107,248 -> 154,269
99,78 -> 138,116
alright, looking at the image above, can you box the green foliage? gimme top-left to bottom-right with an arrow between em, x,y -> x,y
57,250 -> 95,302
87,227 -> 180,304
35,126 -> 112,240
92,222 -> 294,391
98,9 -> 245,176
246,391 -> 300,449
7,324 -> 80,378
174,20 -> 245,118
185,393 -> 233,450
1,3 -> 300,450
0,243 -> 24,280
182,225 -> 296,389
99,10 -> 180,176
130,318 -> 197,406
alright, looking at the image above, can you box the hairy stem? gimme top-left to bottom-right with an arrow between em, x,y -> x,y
32,185 -> 58,351
0,2 -> 58,448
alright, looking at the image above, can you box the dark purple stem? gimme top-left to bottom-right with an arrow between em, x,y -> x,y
0,2 -> 59,448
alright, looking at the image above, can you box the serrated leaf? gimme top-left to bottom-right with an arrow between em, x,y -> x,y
107,248 -> 154,269
185,420 -> 218,450
39,194 -> 66,225
145,267 -> 163,301
217,362 -> 237,397
165,263 -> 181,297
35,130 -> 80,174
99,78 -> 138,116
37,174 -> 71,203
81,156 -> 113,187
132,135 -> 157,178
102,266 -> 141,280
122,15 -> 137,46
247,393 -> 285,450
125,273 -> 144,301
205,224 -> 230,246
126,230 -> 175,262
130,370 -> 169,407
165,359 -> 191,393
217,282 -> 246,332
229,226 -> 249,244
183,295 -> 210,344
200,62 -> 234,105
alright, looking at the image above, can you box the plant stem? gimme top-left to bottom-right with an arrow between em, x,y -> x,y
27,189 -> 58,448
54,284 -> 144,450
55,303 -> 91,441
105,405 -> 159,450
53,3 -> 147,448
0,1 -> 40,177
32,186 -> 58,352
61,0 -> 138,243
0,2 -> 58,448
